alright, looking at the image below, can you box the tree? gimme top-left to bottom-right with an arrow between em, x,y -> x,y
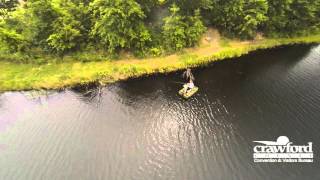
47,15 -> 82,54
90,0 -> 151,53
263,0 -> 320,36
162,5 -> 187,51
169,0 -> 213,15
263,0 -> 293,36
185,9 -> 206,47
162,5 -> 206,51
0,2 -> 34,53
286,0 -> 319,35
0,26 -> 28,52
24,0 -> 58,48
47,0 -> 91,54
209,0 -> 268,39
239,0 -> 268,38
136,0 -> 159,15
0,0 -> 319,57
0,0 -> 19,18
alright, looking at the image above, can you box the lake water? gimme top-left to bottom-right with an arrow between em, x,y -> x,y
0,45 -> 320,180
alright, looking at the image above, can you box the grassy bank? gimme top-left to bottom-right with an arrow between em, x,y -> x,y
1,30 -> 320,92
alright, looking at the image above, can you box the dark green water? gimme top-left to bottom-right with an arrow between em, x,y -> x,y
0,45 -> 320,180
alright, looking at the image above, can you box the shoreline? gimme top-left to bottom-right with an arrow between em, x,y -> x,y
1,31 -> 320,92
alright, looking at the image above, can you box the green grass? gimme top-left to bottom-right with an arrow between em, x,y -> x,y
1,34 -> 320,92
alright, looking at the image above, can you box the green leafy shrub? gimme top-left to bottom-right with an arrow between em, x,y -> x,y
162,5 -> 187,51
0,27 -> 29,52
0,0 -> 19,18
209,0 -> 268,39
47,18 -> 82,54
185,9 -> 206,46
90,0 -> 151,54
149,46 -> 164,57
25,0 -> 59,48
0,0 -> 319,62
47,0 -> 92,54
162,5 -> 206,51
263,0 -> 320,37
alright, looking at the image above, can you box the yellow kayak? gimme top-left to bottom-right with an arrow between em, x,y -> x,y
179,86 -> 199,99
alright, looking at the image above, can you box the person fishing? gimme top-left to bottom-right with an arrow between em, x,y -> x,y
182,68 -> 195,93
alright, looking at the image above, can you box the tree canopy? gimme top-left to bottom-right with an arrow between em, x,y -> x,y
0,0 -> 319,58
90,0 -> 151,54
0,0 -> 19,18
